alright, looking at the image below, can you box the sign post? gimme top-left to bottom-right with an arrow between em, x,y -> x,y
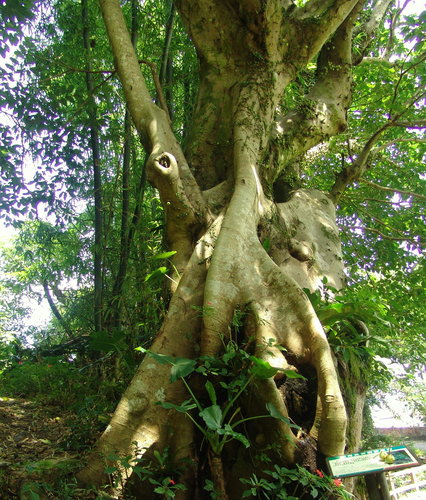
326,446 -> 420,500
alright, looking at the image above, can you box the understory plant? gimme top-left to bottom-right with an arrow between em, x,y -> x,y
137,341 -> 304,498
240,464 -> 352,499
104,445 -> 188,498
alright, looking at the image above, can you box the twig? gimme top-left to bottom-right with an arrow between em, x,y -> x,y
373,137 -> 426,154
359,179 -> 426,201
362,197 -> 411,206
394,120 -> 426,129
139,59 -> 171,123
347,226 -> 422,244
39,66 -> 115,84
358,206 -> 413,238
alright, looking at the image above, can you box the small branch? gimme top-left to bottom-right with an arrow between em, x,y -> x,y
394,120 -> 426,129
353,0 -> 393,65
362,197 -> 415,206
358,206 -> 416,239
359,179 -> 426,201
42,281 -> 73,338
159,3 -> 176,86
139,59 -> 171,123
373,137 -> 426,154
329,122 -> 391,203
388,56 -> 426,117
40,66 -> 115,82
358,57 -> 395,66
346,226 -> 421,244
330,87 -> 425,203
64,73 -> 116,126
383,0 -> 411,59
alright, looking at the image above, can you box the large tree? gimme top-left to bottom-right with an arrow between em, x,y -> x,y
73,0 -> 424,497
0,0 -> 424,498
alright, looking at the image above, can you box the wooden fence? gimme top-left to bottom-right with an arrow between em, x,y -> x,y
387,464 -> 426,499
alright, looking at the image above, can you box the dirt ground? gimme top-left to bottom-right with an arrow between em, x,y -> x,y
0,397 -> 89,498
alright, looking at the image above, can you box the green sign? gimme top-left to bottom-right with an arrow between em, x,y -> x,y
327,446 -> 420,479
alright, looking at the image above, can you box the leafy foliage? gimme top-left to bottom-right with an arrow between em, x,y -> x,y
139,342 -> 300,457
240,464 -> 352,499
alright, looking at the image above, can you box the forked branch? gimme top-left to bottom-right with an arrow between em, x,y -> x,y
99,0 -> 207,276
266,2 -> 362,183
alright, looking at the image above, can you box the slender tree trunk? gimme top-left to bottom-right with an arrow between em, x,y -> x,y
82,0 -> 103,333
208,451 -> 228,500
42,281 -> 72,338
109,0 -> 139,329
159,2 -> 175,118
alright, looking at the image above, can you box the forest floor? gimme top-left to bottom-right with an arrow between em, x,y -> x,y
0,396 -> 96,499
1,396 -> 425,499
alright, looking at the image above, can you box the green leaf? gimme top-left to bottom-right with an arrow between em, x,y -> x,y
282,369 -> 306,380
88,330 -> 126,353
249,356 -> 279,379
137,349 -> 196,382
217,424 -> 250,448
262,238 -> 271,251
266,403 -> 301,429
136,348 -> 176,366
170,357 -> 197,382
144,266 -> 167,282
205,380 -> 217,405
199,405 -> 223,430
157,399 -> 197,413
153,450 -> 165,466
153,251 -> 177,259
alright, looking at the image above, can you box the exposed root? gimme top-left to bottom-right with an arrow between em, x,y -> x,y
78,239 -> 211,488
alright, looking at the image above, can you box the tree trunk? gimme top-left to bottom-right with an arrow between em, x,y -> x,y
78,0 -> 375,496
42,281 -> 72,339
108,0 -> 139,330
81,0 -> 104,334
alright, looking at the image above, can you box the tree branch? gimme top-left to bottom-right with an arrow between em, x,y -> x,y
109,0 -> 138,328
284,0 -> 360,69
359,179 -> 426,201
42,281 -> 73,338
394,120 -> 426,129
329,89 -> 426,203
383,0 -> 412,59
372,137 -> 426,155
139,59 -> 171,122
358,56 -> 396,66
159,2 -> 176,118
353,0 -> 394,65
347,226 -> 421,244
265,2 -> 363,185
99,0 -> 207,280
82,0 -> 104,333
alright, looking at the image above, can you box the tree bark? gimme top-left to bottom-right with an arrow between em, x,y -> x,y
108,0 -> 138,329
